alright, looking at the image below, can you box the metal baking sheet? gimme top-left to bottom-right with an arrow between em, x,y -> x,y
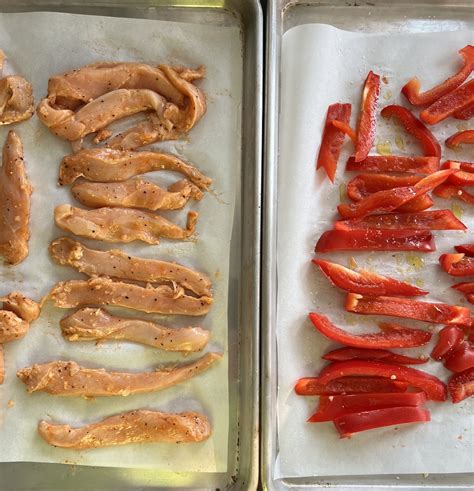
0,0 -> 261,489
262,0 -> 474,489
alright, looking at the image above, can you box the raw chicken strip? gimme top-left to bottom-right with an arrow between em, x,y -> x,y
59,148 -> 212,190
54,204 -> 198,244
38,409 -> 211,449
0,76 -> 34,125
49,237 -> 212,296
0,291 -> 41,323
0,131 -> 32,264
61,308 -> 210,352
17,352 -> 222,397
71,178 -> 203,211
0,345 -> 3,384
0,310 -> 30,343
48,277 -> 213,316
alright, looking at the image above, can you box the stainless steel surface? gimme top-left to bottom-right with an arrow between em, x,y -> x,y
262,1 -> 474,489
0,1 -> 262,490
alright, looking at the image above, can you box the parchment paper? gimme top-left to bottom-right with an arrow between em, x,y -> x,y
276,24 -> 474,478
0,11 -> 242,471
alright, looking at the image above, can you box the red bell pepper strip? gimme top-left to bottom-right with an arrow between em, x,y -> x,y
381,104 -> 441,157
467,294 -> 474,305
431,326 -> 464,361
441,161 -> 474,173
355,71 -> 381,162
452,282 -> 474,293
439,253 -> 474,276
402,45 -> 474,106
323,347 -> 428,365
295,376 -> 409,396
308,312 -> 432,349
433,184 -> 474,204
308,391 -> 426,423
337,169 -> 454,219
441,161 -> 474,186
312,259 -> 427,296
331,120 -> 357,143
455,244 -> 474,256
446,130 -> 474,148
448,367 -> 474,402
316,103 -> 352,182
444,341 -> 474,373
345,293 -> 471,326
318,360 -> 447,401
346,155 -> 440,174
420,79 -> 474,125
454,101 -> 474,120
315,229 -> 435,253
334,210 -> 466,232
334,406 -> 431,438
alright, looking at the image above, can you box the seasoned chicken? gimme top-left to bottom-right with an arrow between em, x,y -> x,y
71,178 -> 202,211
38,409 -> 211,449
54,204 -> 198,244
49,237 -> 212,297
48,277 -> 212,316
0,131 -> 32,264
0,345 -> 3,384
0,76 -> 34,125
0,310 -> 30,343
17,352 -> 222,397
61,308 -> 210,352
0,291 -> 41,323
59,148 -> 212,190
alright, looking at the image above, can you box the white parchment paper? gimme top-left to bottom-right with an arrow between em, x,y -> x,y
276,25 -> 474,478
0,12 -> 242,471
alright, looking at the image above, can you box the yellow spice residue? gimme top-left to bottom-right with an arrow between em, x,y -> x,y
405,253 -> 424,271
415,278 -> 425,288
344,314 -> 357,325
383,90 -> 393,100
348,256 -> 358,270
376,140 -> 392,156
452,203 -> 464,219
339,183 -> 347,202
456,122 -> 468,132
395,134 -> 405,151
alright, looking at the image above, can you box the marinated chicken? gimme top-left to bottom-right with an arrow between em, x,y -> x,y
17,352 -> 222,397
48,277 -> 212,316
50,237 -> 212,296
61,308 -> 210,352
54,204 -> 198,244
0,131 -> 32,264
38,409 -> 211,449
71,178 -> 202,211
0,310 -> 30,343
59,148 -> 212,190
0,291 -> 41,323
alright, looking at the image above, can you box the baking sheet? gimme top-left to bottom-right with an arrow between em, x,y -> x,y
276,24 -> 474,478
0,11 -> 242,471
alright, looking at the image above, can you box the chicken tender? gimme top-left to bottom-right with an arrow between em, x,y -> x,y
0,76 -> 34,125
0,310 -> 30,343
0,291 -> 41,323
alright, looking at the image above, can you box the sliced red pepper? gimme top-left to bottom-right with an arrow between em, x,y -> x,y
420,79 -> 474,125
444,341 -> 474,373
316,103 -> 352,182
439,253 -> 474,276
431,326 -> 464,361
448,367 -> 474,402
345,293 -> 471,326
355,71 -> 381,162
323,347 -> 428,365
318,360 -> 447,401
381,104 -> 441,157
334,406 -> 431,438
346,155 -> 440,174
402,46 -> 474,106
331,120 -> 357,143
467,294 -> 474,305
308,312 -> 432,349
455,244 -> 474,256
441,161 -> 474,173
295,376 -> 409,396
446,130 -> 474,148
452,282 -> 474,293
315,229 -> 435,253
441,161 -> 474,186
454,101 -> 474,120
312,259 -> 427,296
433,184 -> 474,204
334,210 -> 466,231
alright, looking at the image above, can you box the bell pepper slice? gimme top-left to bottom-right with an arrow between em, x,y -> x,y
454,101 -> 474,120
381,104 -> 441,157
446,130 -> 474,148
295,376 -> 409,396
337,169 -> 454,219
331,120 -> 357,143
452,282 -> 474,293
431,326 -> 464,361
448,367 -> 474,402
312,259 -> 427,296
444,341 -> 474,373
316,103 -> 352,182
315,229 -> 435,253
346,293 -> 471,326
420,79 -> 474,125
455,244 -> 474,256
466,294 -> 474,305
334,210 -> 466,231
308,312 -> 432,349
440,161 -> 474,186
334,406 -> 431,438
355,71 -> 381,162
323,347 -> 428,365
439,253 -> 474,276
433,184 -> 474,204
346,155 -> 440,174
308,391 -> 426,423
